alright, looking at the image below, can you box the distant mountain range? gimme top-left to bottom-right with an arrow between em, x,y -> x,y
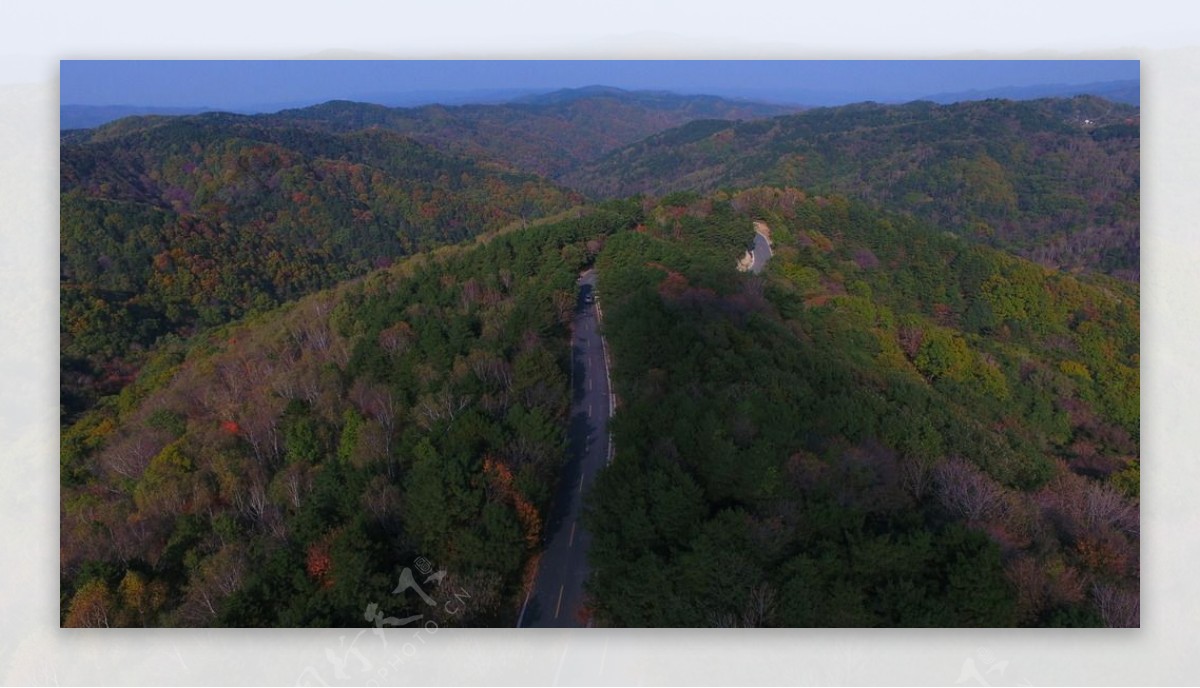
61,86 -> 795,133
61,104 -> 223,130
918,79 -> 1139,106
61,78 -> 1138,131
249,89 -> 800,179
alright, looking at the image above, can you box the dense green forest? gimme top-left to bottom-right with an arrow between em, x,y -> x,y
60,205 -> 637,626
61,115 -> 580,422
59,89 -> 799,423
564,97 -> 1140,279
61,90 -> 1139,628
586,189 -> 1138,626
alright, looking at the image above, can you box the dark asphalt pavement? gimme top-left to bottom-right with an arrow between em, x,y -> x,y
518,269 -> 610,628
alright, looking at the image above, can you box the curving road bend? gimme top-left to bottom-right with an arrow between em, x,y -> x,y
749,220 -> 773,274
518,269 -> 611,628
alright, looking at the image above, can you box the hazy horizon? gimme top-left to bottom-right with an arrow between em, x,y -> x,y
60,60 -> 1139,112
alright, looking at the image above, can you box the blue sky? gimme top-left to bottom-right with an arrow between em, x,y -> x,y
60,60 -> 1139,110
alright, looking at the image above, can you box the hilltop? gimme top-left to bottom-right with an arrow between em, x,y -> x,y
588,189 -> 1138,626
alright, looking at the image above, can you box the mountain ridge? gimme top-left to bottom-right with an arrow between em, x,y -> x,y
564,95 -> 1140,279
918,78 -> 1139,106
61,78 -> 1140,131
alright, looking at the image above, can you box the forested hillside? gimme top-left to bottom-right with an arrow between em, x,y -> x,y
565,97 -> 1139,279
260,87 -> 798,180
587,189 -> 1138,626
60,205 -> 638,627
61,115 -> 580,422
60,87 -> 1139,629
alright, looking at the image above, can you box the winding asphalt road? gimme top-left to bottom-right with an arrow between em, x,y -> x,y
518,269 -> 611,628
